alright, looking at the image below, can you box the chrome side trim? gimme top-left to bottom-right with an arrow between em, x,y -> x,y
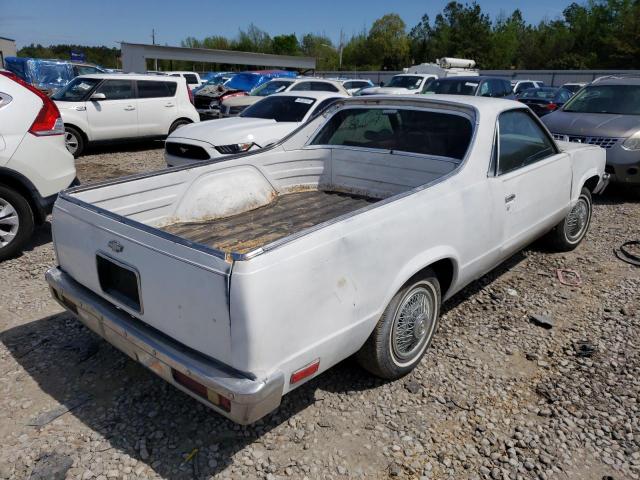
46,267 -> 284,424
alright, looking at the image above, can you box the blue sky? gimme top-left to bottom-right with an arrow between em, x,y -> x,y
2,0 -> 573,48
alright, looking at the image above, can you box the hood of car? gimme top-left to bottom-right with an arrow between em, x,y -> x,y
168,117 -> 298,148
542,111 -> 640,138
359,87 -> 418,95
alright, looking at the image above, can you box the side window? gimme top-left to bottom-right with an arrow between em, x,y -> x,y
343,82 -> 354,90
137,80 -> 177,98
310,82 -> 339,92
290,82 -> 311,91
479,81 -> 491,97
184,74 -> 199,85
498,110 -> 557,175
502,81 -> 512,96
94,80 -> 133,100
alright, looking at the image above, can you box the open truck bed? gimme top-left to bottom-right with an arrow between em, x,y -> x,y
161,190 -> 378,254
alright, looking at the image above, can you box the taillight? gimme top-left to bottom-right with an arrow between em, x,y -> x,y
188,86 -> 194,105
0,71 -> 64,136
171,369 -> 231,412
546,102 -> 558,111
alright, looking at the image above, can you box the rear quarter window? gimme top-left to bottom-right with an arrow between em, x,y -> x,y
137,80 -> 177,98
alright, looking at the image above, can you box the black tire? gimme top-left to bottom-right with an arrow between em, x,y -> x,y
356,271 -> 441,380
168,119 -> 191,135
547,187 -> 592,252
65,126 -> 85,158
0,186 -> 35,261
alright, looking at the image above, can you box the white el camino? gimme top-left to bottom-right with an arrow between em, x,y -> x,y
164,91 -> 348,167
46,95 -> 608,424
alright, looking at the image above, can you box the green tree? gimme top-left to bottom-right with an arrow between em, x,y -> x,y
367,13 -> 410,69
272,34 -> 300,56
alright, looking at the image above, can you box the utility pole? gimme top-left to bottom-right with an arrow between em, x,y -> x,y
152,28 -> 158,71
338,29 -> 344,71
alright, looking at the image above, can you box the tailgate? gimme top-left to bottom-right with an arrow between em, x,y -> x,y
52,195 -> 233,364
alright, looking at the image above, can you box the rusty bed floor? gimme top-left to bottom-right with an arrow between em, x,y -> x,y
161,190 -> 378,254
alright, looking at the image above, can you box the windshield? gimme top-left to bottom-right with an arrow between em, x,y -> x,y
51,77 -> 101,101
387,76 -> 423,90
424,79 -> 479,95
241,96 -> 316,122
563,84 -> 640,115
251,80 -> 293,97
224,73 -> 262,91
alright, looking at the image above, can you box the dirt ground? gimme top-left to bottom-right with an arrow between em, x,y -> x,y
0,143 -> 638,480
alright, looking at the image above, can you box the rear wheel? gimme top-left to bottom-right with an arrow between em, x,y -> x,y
0,186 -> 34,261
547,187 -> 592,251
356,271 -> 441,379
168,119 -> 191,135
64,126 -> 85,158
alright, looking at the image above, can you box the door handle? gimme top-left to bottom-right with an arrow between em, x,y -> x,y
124,105 -> 136,111
505,193 -> 516,203
74,106 -> 86,111
164,102 -> 175,107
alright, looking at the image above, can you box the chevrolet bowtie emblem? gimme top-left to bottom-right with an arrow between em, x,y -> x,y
108,240 -> 124,253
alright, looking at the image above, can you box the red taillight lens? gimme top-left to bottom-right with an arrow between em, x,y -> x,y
171,369 -> 231,412
0,71 -> 64,136
188,87 -> 194,104
546,102 -> 558,111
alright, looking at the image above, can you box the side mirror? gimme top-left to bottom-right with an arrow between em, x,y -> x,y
90,93 -> 106,101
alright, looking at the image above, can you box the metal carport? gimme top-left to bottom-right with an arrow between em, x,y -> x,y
121,42 -> 315,73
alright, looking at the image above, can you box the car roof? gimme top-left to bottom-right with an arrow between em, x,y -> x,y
270,91 -> 349,100
76,73 -> 182,81
435,76 -> 504,82
592,76 -> 640,86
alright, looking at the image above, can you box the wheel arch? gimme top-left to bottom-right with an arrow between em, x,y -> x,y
64,123 -> 89,143
0,167 -> 42,223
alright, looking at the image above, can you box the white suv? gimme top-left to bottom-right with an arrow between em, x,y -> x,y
0,71 -> 76,260
165,71 -> 203,90
53,74 -> 200,157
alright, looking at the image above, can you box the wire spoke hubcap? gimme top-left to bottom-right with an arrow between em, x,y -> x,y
0,198 -> 19,248
391,286 -> 435,363
565,197 -> 589,242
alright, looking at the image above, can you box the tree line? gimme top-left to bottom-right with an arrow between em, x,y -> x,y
17,1 -> 640,71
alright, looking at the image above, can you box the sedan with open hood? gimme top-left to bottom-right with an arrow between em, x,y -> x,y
165,91 -> 347,167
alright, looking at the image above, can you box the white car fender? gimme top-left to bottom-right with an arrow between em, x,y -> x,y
57,102 -> 92,140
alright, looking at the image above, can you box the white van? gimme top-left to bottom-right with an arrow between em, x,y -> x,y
53,74 -> 200,157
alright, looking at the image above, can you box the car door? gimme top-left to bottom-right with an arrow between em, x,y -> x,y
490,109 -> 572,255
136,80 -> 178,136
86,79 -> 137,140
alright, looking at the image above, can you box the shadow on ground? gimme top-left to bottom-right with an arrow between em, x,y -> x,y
83,139 -> 164,156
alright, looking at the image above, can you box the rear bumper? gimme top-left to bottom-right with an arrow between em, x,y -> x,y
45,267 -> 284,424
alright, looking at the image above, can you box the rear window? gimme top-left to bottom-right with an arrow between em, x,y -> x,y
311,107 -> 473,160
184,74 -> 199,85
137,80 -> 177,98
425,79 -> 479,96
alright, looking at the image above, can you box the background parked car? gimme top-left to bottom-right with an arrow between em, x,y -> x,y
331,78 -> 375,95
511,79 -> 544,95
165,71 -> 203,90
358,74 -> 436,95
517,87 -> 573,116
4,56 -> 105,95
542,76 -> 640,186
561,82 -> 587,94
165,91 -> 347,167
53,74 -> 199,157
193,72 -> 236,94
194,70 -> 297,119
0,71 -> 75,260
219,78 -> 348,117
424,76 -> 515,98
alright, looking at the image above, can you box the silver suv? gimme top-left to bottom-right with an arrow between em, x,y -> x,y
542,76 -> 640,186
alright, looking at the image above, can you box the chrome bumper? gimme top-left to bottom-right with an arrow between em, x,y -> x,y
45,267 -> 284,424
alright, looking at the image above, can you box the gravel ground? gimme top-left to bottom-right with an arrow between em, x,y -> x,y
0,145 -> 638,480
